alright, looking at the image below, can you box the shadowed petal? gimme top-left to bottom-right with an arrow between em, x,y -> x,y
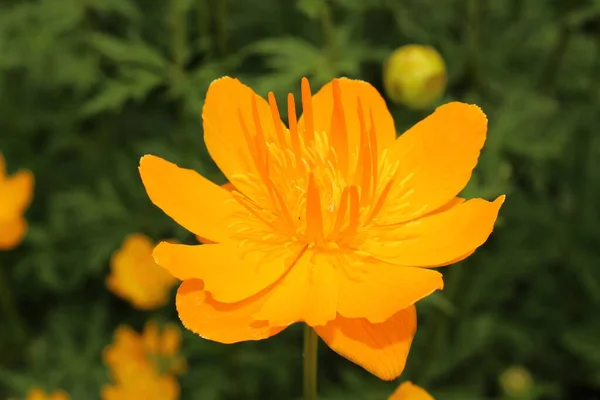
154,241 -> 305,303
176,279 -> 286,344
315,306 -> 416,381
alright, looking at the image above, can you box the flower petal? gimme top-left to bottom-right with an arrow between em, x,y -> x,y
139,155 -> 243,243
202,77 -> 285,198
389,381 -> 435,400
362,196 -> 505,266
0,170 -> 34,218
377,102 -> 488,224
315,306 -> 416,381
0,215 -> 27,250
336,254 -> 443,323
300,78 -> 396,156
253,250 -> 338,327
154,241 -> 306,303
196,182 -> 235,244
176,279 -> 286,344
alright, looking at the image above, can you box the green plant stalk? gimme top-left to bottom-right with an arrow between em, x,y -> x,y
0,262 -> 28,343
303,324 -> 318,400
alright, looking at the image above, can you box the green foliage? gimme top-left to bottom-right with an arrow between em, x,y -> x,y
1,0 -> 600,399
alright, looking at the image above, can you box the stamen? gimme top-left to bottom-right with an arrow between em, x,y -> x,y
305,174 -> 325,245
268,92 -> 286,145
357,97 -> 372,205
365,178 -> 394,224
301,77 -> 315,143
331,187 -> 349,238
346,186 -> 360,236
287,93 -> 302,158
368,108 -> 379,190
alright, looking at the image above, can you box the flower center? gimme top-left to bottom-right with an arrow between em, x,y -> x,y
229,78 -> 399,250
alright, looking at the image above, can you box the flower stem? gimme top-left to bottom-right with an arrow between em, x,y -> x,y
303,324 -> 318,400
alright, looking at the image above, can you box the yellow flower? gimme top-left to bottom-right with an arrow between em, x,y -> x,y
388,381 -> 434,400
0,153 -> 34,250
383,45 -> 447,109
103,320 -> 185,383
24,388 -> 69,400
140,77 -> 503,380
101,369 -> 179,400
106,234 -> 178,309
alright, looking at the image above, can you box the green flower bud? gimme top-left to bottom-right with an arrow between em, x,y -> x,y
383,44 -> 447,109
499,365 -> 534,397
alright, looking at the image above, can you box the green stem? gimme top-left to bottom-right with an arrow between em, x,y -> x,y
303,324 -> 318,400
0,262 -> 28,343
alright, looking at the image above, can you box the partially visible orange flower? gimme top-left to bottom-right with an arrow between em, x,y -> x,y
103,320 -> 185,383
25,388 -> 69,400
106,234 -> 178,309
101,368 -> 179,400
389,381 -> 434,400
0,153 -> 34,250
139,77 -> 504,380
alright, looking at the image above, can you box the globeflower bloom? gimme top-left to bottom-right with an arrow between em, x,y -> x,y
139,77 -> 504,380
24,388 -> 69,400
388,381 -> 434,400
106,234 -> 178,309
0,153 -> 34,250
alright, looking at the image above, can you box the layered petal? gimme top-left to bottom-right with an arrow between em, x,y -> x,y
153,241 -> 305,303
176,279 -> 285,344
300,78 -> 396,160
202,77 -> 286,198
253,250 -> 337,327
139,155 -> 244,243
361,196 -> 505,266
377,102 -> 488,224
315,306 -> 416,381
336,254 -> 443,323
0,215 -> 27,250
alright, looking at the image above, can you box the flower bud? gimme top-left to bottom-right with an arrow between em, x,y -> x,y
383,44 -> 447,109
499,365 -> 534,397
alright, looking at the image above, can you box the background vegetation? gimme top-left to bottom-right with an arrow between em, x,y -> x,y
1,0 -> 600,399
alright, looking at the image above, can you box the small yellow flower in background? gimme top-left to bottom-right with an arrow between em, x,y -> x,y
102,321 -> 184,400
499,365 -> 534,397
140,76 -> 503,380
24,388 -> 69,400
0,153 -> 34,250
388,381 -> 434,400
383,44 -> 447,109
106,234 -> 178,309
103,320 -> 185,382
101,368 -> 179,400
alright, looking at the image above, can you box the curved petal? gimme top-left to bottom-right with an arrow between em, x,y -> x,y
139,155 -> 244,243
0,215 -> 27,250
253,250 -> 338,327
377,102 -> 488,224
153,241 -> 305,303
202,77 -> 286,198
362,196 -> 505,267
300,78 -> 396,157
176,279 -> 286,344
389,381 -> 434,400
196,182 -> 235,244
336,254 -> 443,323
315,306 -> 416,381
0,170 -> 34,218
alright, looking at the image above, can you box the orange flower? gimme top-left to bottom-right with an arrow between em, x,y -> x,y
107,234 -> 178,309
101,368 -> 179,400
139,77 -> 504,380
388,381 -> 434,400
103,320 -> 185,383
25,388 -> 69,400
0,153 -> 34,250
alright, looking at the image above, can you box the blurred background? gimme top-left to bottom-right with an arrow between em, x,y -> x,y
1,0 -> 600,399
